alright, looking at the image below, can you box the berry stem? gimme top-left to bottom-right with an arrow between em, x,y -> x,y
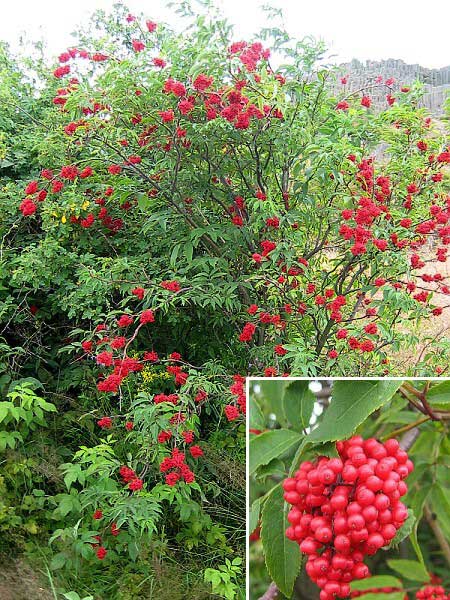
419,393 -> 441,421
399,384 -> 428,415
381,416 -> 430,440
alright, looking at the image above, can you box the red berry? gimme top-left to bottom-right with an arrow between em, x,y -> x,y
284,491 -> 301,504
288,507 -> 302,525
347,502 -> 363,515
347,514 -> 365,530
366,475 -> 383,492
382,477 -> 398,494
320,468 -> 336,484
334,534 -> 351,553
393,505 -> 408,522
324,582 -> 340,596
358,464 -> 374,481
283,478 -> 297,492
315,557 -> 329,573
375,461 -> 392,480
374,494 -> 390,511
332,555 -> 348,570
381,524 -> 397,540
362,505 -> 378,522
351,528 -> 369,544
300,538 -> 319,554
384,438 -> 400,455
328,458 -> 344,473
352,453 -> 367,467
352,563 -> 370,579
396,450 -> 408,464
296,479 -> 309,494
333,515 -> 348,534
342,464 -> 358,482
366,533 -> 385,552
356,488 -> 375,506
378,508 -> 393,524
370,444 -> 387,460
331,494 -> 349,511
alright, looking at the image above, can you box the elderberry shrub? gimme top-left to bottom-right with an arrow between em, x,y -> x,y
283,435 -> 413,600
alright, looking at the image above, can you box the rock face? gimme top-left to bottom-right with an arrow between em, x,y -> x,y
335,58 -> 450,116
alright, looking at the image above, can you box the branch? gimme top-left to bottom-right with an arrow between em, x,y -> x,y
382,417 -> 430,441
258,582 -> 279,600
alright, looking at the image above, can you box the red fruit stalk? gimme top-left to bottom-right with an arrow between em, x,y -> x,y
283,436 -> 414,600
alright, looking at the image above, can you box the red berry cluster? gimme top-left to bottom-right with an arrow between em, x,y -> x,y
416,586 -> 450,600
90,511 -> 122,560
159,448 -> 195,485
119,465 -> 143,491
351,587 -> 407,599
283,436 -> 413,600
224,374 -> 246,421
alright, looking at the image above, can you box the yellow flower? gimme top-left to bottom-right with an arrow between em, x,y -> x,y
61,215 -> 67,223
82,201 -> 90,210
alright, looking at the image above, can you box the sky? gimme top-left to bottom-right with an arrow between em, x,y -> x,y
0,0 -> 448,69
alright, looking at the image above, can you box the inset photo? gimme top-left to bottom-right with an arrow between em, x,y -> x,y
249,379 -> 450,600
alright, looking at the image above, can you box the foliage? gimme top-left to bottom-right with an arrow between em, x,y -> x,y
1,6 -> 250,598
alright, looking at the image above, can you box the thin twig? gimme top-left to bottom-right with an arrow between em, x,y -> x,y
424,504 -> 450,568
258,582 -> 279,600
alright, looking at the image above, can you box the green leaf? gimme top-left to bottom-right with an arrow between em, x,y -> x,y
128,540 -> 139,561
282,380 -> 315,431
387,559 -> 429,582
258,381 -> 287,424
288,438 -> 308,476
410,527 -> 426,568
351,575 -> 403,591
249,429 -> 302,475
308,380 -> 402,442
430,484 -> 450,540
256,458 -> 285,480
137,193 -> 151,210
427,381 -> 450,406
36,398 -> 56,412
63,592 -> 82,600
58,496 -> 74,517
249,395 -> 265,431
407,486 -> 429,567
261,484 -> 302,597
50,552 -> 66,570
249,498 -> 261,535
0,402 -> 11,423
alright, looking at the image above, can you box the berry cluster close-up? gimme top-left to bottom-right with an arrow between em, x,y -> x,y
283,436 -> 413,599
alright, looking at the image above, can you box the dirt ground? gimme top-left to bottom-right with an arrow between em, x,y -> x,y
0,559 -> 54,600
